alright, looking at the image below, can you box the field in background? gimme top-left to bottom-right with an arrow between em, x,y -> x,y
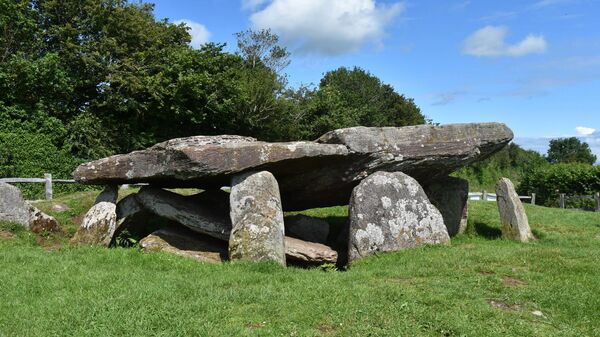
1,192 -> 600,336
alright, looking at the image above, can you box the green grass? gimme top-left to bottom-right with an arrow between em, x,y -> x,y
1,192 -> 600,336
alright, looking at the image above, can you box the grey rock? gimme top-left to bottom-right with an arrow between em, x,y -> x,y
284,237 -> 338,264
116,194 -> 144,220
284,215 -> 329,243
0,183 -> 61,233
0,183 -> 31,227
496,178 -> 534,242
229,171 -> 286,266
130,187 -> 337,264
348,171 -> 450,265
51,203 -> 70,212
140,227 -> 228,263
71,202 -> 117,246
423,176 -> 469,236
136,186 -> 231,240
95,185 -> 119,204
73,123 -> 513,211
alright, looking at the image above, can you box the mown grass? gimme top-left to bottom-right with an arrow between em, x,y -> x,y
1,192 -> 600,336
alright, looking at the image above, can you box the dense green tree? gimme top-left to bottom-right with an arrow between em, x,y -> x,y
547,137 -> 597,165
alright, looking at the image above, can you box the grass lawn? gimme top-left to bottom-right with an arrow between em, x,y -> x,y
1,192 -> 600,336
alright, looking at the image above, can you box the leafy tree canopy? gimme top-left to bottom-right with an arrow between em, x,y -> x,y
547,137 -> 597,165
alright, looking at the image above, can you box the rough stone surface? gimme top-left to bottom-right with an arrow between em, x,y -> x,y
0,183 -> 31,227
348,171 -> 450,264
71,202 -> 117,246
423,176 -> 469,236
74,123 -> 513,210
28,207 -> 61,233
229,171 -> 286,266
95,185 -> 119,204
140,227 -> 227,263
116,194 -> 144,220
284,215 -> 329,243
496,178 -> 534,242
136,187 -> 231,240
284,237 -> 337,264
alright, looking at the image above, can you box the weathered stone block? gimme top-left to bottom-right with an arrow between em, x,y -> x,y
496,178 -> 534,242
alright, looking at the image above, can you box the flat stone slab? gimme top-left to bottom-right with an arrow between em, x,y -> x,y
140,227 -> 228,263
74,123 -> 513,210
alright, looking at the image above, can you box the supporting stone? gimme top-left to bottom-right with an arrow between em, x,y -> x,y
229,171 -> 286,266
95,185 -> 119,204
496,178 -> 534,243
348,171 -> 450,265
71,202 -> 117,246
423,176 -> 469,236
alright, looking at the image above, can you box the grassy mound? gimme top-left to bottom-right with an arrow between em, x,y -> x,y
1,192 -> 599,336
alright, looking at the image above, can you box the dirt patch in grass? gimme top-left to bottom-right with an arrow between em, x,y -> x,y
488,299 -> 520,312
317,323 -> 339,335
245,322 -> 266,329
0,230 -> 15,239
503,276 -> 527,287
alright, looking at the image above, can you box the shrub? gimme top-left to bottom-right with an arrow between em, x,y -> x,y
518,163 -> 600,208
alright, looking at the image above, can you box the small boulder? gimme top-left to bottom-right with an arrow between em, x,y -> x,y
229,171 -> 286,266
140,227 -> 227,263
496,178 -> 534,242
423,176 -> 469,236
28,206 -> 61,233
0,182 -> 31,227
284,215 -> 329,244
71,202 -> 117,246
348,171 -> 450,264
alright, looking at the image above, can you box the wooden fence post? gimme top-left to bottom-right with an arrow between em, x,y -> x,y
44,173 -> 53,200
559,193 -> 566,209
595,192 -> 600,212
531,193 -> 536,205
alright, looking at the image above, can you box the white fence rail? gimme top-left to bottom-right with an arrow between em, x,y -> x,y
0,174 -> 76,200
468,191 -> 534,204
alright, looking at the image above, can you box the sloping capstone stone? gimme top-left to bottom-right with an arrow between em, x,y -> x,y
0,183 -> 61,233
496,178 -> 534,242
116,194 -> 143,220
284,214 -> 329,244
423,176 -> 469,236
71,202 -> 117,246
229,171 -> 286,266
73,123 -> 513,211
348,171 -> 450,265
0,182 -> 31,227
130,187 -> 338,264
140,227 -> 227,263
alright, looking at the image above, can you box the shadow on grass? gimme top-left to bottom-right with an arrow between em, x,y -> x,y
474,222 -> 502,240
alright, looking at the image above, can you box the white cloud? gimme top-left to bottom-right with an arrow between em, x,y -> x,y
533,0 -> 577,8
462,26 -> 547,57
248,0 -> 404,55
431,90 -> 467,106
576,126 -> 596,136
174,19 -> 211,49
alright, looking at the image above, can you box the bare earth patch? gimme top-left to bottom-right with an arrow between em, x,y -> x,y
503,276 -> 527,287
488,299 -> 520,312
0,230 -> 14,239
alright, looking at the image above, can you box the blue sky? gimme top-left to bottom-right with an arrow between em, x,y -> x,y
147,0 -> 600,158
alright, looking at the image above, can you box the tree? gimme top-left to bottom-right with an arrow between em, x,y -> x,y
547,137 -> 597,165
306,67 -> 426,137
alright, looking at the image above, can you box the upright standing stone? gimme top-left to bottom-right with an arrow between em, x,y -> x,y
424,176 -> 469,236
348,171 -> 449,265
229,171 -> 286,266
95,185 -> 119,204
71,202 -> 117,246
0,183 -> 32,227
495,178 -> 534,242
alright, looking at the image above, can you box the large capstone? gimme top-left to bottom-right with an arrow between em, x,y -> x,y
423,176 -> 469,236
496,177 -> 534,243
348,171 -> 450,265
229,171 -> 286,266
73,123 -> 513,210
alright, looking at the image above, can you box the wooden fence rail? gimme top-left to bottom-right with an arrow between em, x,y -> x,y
0,174 -> 76,200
